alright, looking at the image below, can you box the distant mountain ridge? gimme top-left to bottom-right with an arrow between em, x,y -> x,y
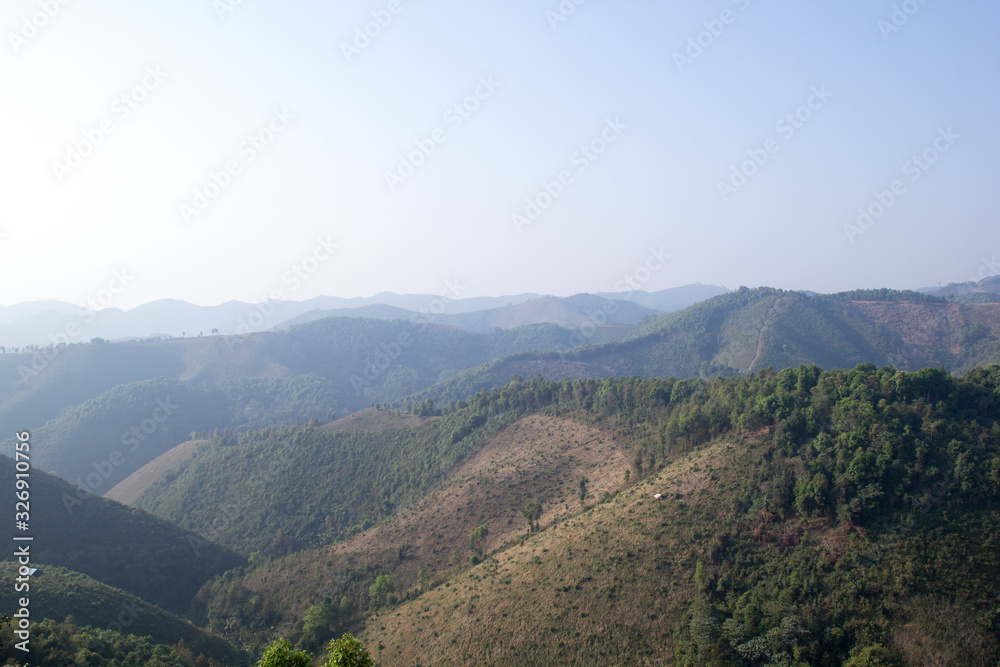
3,283 -> 1000,497
0,284 -> 729,347
279,293 -> 667,333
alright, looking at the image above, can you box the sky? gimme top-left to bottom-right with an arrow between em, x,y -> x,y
0,0 -> 997,309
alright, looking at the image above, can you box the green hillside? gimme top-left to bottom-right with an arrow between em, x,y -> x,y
0,563 -> 246,666
406,288 -> 1000,408
0,456 -> 245,616
32,374 -> 343,492
0,342 -> 184,450
2,317 -> 612,490
133,409 -> 513,557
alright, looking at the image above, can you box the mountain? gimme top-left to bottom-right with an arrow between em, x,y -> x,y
0,293 -> 547,348
0,455 -> 245,615
925,275 -> 1000,302
0,287 -> 723,348
0,300 -> 79,324
6,286 -> 1000,496
279,293 -> 662,333
30,375 -> 345,494
131,410 -> 501,557
0,318 -> 602,487
595,282 -> 731,312
133,367 -> 1000,664
404,287 -> 1000,409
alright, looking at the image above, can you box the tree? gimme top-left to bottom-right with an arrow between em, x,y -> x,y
301,602 -> 338,647
579,477 -> 589,506
255,639 -> 312,667
322,634 -> 374,667
521,499 -> 543,532
368,573 -> 395,608
468,523 -> 489,559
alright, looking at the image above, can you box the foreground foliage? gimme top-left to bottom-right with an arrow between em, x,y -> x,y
254,635 -> 373,667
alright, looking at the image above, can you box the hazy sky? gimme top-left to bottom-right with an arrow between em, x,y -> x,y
1,0 -> 997,309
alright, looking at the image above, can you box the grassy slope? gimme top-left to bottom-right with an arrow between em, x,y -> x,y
105,438 -> 206,505
361,442 -> 726,665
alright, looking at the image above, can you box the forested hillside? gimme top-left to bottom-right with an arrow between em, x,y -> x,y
407,288 -> 1000,408
0,456 -> 245,615
0,563 -> 245,666
31,374 -> 344,492
116,365 -> 1000,664
2,316 -> 617,488
134,410 -> 511,556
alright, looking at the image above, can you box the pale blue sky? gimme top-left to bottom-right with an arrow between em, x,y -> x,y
1,0 -> 997,308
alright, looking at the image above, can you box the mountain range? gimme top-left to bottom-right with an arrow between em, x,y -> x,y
0,284 -> 730,348
2,278 -> 1000,665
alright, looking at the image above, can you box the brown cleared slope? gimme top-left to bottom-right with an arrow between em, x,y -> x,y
360,441 -> 731,666
104,438 -> 206,505
239,413 -> 629,621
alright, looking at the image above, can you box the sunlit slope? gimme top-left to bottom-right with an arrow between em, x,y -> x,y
218,413 -> 629,641
104,438 -> 206,505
